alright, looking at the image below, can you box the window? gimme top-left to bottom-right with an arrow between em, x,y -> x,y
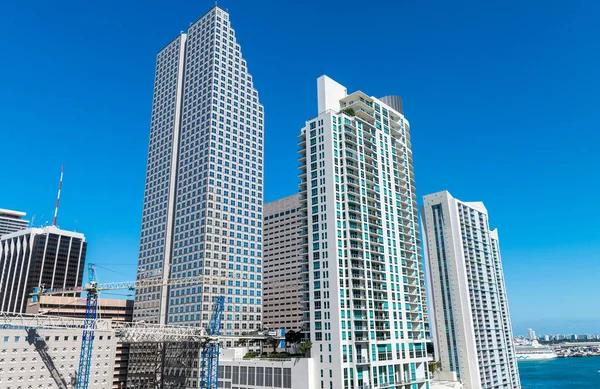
265,367 -> 273,386
256,367 -> 264,386
274,367 -> 282,387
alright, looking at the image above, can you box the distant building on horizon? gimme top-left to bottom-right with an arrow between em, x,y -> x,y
422,191 -> 520,389
263,194 -> 302,331
0,208 -> 29,237
0,225 -> 87,313
26,295 -> 134,389
528,328 -> 536,341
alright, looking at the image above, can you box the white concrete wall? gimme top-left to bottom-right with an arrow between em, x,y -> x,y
317,75 -> 346,113
0,324 -> 116,388
219,349 -> 316,389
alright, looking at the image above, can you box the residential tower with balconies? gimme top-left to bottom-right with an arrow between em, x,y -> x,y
298,76 -> 430,389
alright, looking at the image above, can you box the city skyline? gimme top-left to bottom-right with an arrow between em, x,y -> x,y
1,0 -> 600,336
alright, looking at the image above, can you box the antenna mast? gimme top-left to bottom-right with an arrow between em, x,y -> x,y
52,164 -> 64,227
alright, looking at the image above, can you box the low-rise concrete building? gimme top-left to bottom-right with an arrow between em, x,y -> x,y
219,348 -> 316,389
26,296 -> 133,388
0,316 -> 116,389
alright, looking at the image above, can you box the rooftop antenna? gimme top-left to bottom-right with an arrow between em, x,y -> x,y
52,164 -> 64,227
30,214 -> 36,228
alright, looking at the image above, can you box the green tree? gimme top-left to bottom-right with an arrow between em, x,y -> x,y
285,330 -> 296,352
342,107 -> 356,116
298,341 -> 312,356
267,338 -> 280,354
429,361 -> 439,376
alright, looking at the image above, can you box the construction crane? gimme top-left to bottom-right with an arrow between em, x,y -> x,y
31,263 -> 231,389
200,295 -> 225,389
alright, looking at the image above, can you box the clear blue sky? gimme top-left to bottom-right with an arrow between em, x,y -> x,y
0,0 -> 598,334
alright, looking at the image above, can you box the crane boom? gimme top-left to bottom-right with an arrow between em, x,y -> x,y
35,274 -> 225,297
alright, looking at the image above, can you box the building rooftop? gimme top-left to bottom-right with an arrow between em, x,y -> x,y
0,225 -> 85,240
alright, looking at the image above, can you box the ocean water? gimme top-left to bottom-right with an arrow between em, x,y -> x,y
519,357 -> 600,389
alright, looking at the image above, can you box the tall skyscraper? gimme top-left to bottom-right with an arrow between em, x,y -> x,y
527,328 -> 536,341
0,226 -> 87,313
133,4 -> 264,331
263,194 -> 303,331
421,191 -> 520,389
299,76 -> 430,389
0,208 -> 29,237
129,5 -> 264,388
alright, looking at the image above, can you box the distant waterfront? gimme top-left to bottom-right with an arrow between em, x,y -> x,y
519,357 -> 600,389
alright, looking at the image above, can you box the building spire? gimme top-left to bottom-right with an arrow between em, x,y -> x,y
52,164 -> 64,226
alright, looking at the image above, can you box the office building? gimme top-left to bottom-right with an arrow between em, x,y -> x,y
26,296 -> 134,389
0,208 -> 29,237
299,76 -> 430,389
0,226 -> 87,313
129,5 -> 264,387
527,329 -> 536,341
263,194 -> 303,331
421,191 -> 520,389
0,315 -> 117,389
133,3 -> 263,330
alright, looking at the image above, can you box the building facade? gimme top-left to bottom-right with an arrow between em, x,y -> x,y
263,194 -> 303,331
0,226 -> 87,313
0,316 -> 116,389
0,208 -> 29,237
218,348 -> 317,389
299,76 -> 430,389
421,191 -> 520,389
26,296 -> 134,389
130,5 -> 264,387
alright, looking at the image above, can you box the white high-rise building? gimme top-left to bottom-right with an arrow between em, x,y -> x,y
421,191 -> 520,389
527,328 -> 536,341
129,5 -> 264,387
0,208 -> 29,237
299,76 -> 430,389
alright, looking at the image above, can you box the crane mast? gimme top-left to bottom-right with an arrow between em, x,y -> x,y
200,296 -> 225,389
75,265 -> 99,389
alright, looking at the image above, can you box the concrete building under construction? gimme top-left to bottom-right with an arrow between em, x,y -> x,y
26,296 -> 134,389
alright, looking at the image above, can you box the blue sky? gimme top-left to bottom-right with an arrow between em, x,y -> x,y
0,0 -> 598,334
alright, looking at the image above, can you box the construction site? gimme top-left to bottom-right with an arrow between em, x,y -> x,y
0,264 -> 292,389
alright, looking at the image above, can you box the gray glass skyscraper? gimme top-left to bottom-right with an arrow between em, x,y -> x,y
129,6 -> 264,388
133,5 -> 264,334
